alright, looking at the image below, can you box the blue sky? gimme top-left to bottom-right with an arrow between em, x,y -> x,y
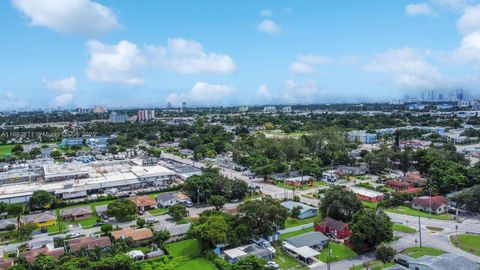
1,0 -> 480,109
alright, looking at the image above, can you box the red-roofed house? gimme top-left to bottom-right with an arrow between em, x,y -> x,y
386,180 -> 414,191
412,196 -> 449,214
68,236 -> 111,252
315,217 -> 351,239
20,247 -> 64,263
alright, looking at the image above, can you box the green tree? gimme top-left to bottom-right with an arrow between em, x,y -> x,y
238,198 -> 288,238
101,223 -> 113,235
12,144 -> 24,154
136,218 -> 146,228
350,209 -> 393,251
106,199 -> 137,222
290,206 -> 302,221
31,254 -> 57,270
15,222 -> 37,241
209,195 -> 226,210
188,213 -> 229,249
7,203 -> 24,228
375,244 -> 396,263
49,150 -> 61,159
28,190 -> 58,210
452,185 -> 480,213
427,160 -> 468,194
152,229 -> 170,247
232,255 -> 268,270
168,204 -> 188,222
319,186 -> 363,222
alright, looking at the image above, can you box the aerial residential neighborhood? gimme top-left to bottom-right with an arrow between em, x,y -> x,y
2,1 -> 480,270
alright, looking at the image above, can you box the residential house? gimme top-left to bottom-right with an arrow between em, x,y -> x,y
111,228 -> 153,245
68,236 -> 111,252
20,247 -> 64,263
412,196 -> 449,214
21,211 -> 57,228
315,217 -> 351,239
281,201 -> 318,220
386,180 -> 415,192
128,196 -> 157,211
335,166 -> 368,176
0,258 -> 13,270
156,192 -> 191,208
223,244 -> 274,264
153,223 -> 191,242
399,173 -> 427,187
282,231 -> 328,265
284,176 -> 314,187
61,206 -> 93,221
0,218 -> 17,231
391,253 -> 478,270
350,187 -> 384,202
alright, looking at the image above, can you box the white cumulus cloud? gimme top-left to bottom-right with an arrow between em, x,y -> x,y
258,19 -> 280,34
282,80 -> 326,104
0,92 -> 28,109
405,3 -> 435,16
454,32 -> 480,64
365,48 -> 443,90
256,84 -> 274,101
86,40 -> 146,86
291,54 -> 330,74
51,93 -> 74,107
166,82 -> 235,106
11,0 -> 121,34
147,38 -> 236,74
42,77 -> 78,93
457,5 -> 480,35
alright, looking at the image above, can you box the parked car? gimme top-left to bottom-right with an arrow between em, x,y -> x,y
184,201 -> 193,207
266,261 -> 279,269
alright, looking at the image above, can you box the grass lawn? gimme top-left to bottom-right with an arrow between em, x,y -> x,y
393,224 -> 416,234
402,246 -> 445,258
74,216 -> 98,228
280,227 -> 314,240
0,145 -> 14,156
350,260 -> 395,270
165,239 -> 202,259
450,234 -> 480,256
362,201 -> 378,209
274,248 -> 308,270
385,206 -> 452,220
275,181 -> 326,191
47,221 -> 67,233
318,242 -> 357,263
174,258 -> 217,270
148,208 -> 168,216
284,213 -> 320,228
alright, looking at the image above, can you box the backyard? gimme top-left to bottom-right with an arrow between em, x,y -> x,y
284,213 -> 321,228
385,206 -> 452,220
279,227 -> 314,240
274,247 -> 308,270
318,242 -> 357,263
164,239 -> 217,270
450,234 -> 480,256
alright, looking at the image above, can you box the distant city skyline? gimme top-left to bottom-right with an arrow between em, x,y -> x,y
2,0 -> 480,109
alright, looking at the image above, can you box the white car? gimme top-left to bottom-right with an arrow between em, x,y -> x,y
266,261 -> 279,269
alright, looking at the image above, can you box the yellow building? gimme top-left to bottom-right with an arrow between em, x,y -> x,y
21,211 -> 57,227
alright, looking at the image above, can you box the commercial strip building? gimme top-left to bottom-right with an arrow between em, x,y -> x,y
0,159 -> 176,203
350,187 -> 384,202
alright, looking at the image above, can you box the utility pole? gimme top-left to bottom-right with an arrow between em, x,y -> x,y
418,216 -> 422,247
